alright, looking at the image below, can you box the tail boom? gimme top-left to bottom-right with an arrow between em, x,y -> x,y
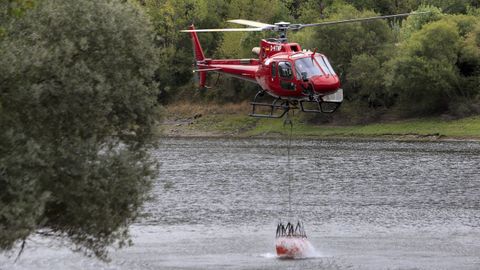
187,24 -> 261,87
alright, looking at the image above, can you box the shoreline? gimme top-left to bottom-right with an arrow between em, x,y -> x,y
158,104 -> 480,142
158,133 -> 480,142
158,121 -> 480,142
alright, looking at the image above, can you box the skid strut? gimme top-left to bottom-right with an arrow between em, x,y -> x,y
249,91 -> 293,118
299,98 -> 341,114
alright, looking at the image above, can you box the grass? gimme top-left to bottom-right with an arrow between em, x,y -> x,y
163,103 -> 480,140
245,116 -> 480,138
194,114 -> 258,133
192,115 -> 480,139
165,101 -> 250,118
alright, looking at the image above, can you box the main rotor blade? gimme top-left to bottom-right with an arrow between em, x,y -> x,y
227,19 -> 274,29
180,27 -> 264,33
299,12 -> 429,29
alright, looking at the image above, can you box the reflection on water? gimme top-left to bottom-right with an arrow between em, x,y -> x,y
2,138 -> 480,270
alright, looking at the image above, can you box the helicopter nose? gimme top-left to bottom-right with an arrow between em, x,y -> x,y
310,75 -> 340,93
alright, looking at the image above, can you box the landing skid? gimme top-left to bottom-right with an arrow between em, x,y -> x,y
249,91 -> 342,118
249,91 -> 293,118
299,98 -> 342,114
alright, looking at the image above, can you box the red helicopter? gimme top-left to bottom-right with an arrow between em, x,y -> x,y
181,12 -> 425,118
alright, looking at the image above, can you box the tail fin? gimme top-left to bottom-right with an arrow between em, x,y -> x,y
189,25 -> 205,61
189,25 -> 206,88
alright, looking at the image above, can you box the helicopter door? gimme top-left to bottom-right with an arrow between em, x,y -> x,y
268,61 -> 280,90
278,61 -> 295,91
271,61 -> 277,82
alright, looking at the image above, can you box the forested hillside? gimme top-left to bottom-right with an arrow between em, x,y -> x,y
139,0 -> 480,122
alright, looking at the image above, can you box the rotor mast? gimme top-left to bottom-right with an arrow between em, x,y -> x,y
275,22 -> 290,43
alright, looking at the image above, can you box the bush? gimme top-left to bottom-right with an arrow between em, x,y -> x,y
386,20 -> 462,116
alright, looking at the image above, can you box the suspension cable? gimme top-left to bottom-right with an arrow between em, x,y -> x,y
283,111 -> 293,218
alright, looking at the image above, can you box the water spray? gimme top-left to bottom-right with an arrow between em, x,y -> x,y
274,112 -> 317,259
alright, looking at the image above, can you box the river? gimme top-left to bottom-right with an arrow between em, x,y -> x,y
2,137 -> 480,269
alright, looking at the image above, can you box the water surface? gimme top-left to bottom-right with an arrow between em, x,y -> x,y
2,138 -> 480,270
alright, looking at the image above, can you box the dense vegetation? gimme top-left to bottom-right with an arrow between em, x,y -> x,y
0,0 -> 159,259
139,0 -> 480,122
0,0 -> 479,261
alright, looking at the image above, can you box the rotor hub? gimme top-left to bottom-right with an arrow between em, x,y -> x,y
274,22 -> 290,28
274,22 -> 290,43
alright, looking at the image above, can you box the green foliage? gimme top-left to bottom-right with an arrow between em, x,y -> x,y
309,5 -> 394,71
406,20 -> 461,62
445,14 -> 479,37
400,5 -> 443,40
0,0 -> 35,20
459,22 -> 480,76
348,54 -> 390,108
467,5 -> 480,16
385,13 -> 480,117
344,0 -> 420,14
424,0 -> 480,14
0,132 -> 48,250
297,0 -> 330,22
454,21 -> 480,116
227,0 -> 290,21
140,0 -> 227,102
0,0 -> 159,259
0,0 -> 36,37
387,20 -> 462,115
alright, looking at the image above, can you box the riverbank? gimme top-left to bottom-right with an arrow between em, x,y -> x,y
158,103 -> 480,141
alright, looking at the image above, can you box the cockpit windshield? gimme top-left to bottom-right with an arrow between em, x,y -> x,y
294,57 -> 322,79
315,55 -> 336,76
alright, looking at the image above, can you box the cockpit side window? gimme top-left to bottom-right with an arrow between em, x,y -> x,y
278,61 -> 293,79
271,62 -> 277,78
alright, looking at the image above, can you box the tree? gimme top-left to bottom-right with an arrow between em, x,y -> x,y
459,22 -> 480,77
0,0 -> 36,37
386,20 -> 462,115
423,0 -> 480,14
139,0 -> 222,103
400,5 -> 443,40
0,0 -> 159,259
306,4 -> 395,73
0,0 -> 35,22
344,0 -> 421,14
297,0 -> 336,22
455,21 -> 480,115
348,54 -> 390,108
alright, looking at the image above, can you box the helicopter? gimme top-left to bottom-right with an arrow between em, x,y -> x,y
181,12 -> 426,118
